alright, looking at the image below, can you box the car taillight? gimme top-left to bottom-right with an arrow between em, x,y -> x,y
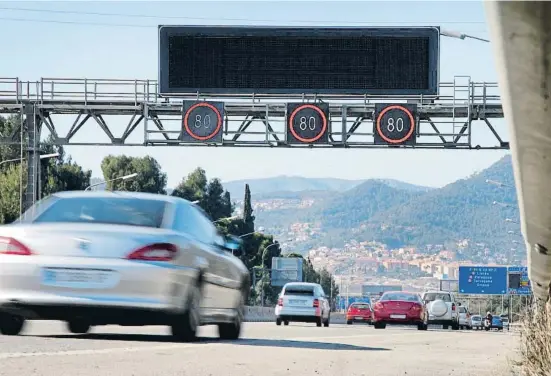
313,299 -> 319,308
277,298 -> 283,306
451,303 -> 456,311
0,236 -> 32,255
374,302 -> 383,310
410,304 -> 422,311
126,243 -> 178,261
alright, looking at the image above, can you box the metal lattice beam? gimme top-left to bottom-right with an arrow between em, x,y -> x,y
0,77 -> 507,149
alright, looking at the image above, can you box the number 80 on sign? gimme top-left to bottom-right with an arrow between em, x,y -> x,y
286,103 -> 329,144
373,104 -> 417,146
180,101 -> 224,143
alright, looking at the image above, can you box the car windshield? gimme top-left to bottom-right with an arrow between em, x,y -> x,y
380,293 -> 419,302
284,285 -> 314,296
31,196 -> 167,228
423,293 -> 452,302
350,304 -> 370,310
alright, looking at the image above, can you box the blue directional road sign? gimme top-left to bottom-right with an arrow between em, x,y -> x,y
458,266 -> 507,295
507,266 -> 532,295
337,296 -> 371,310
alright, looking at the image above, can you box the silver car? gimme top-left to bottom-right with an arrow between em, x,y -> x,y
0,191 -> 250,342
471,315 -> 483,330
274,282 -> 331,327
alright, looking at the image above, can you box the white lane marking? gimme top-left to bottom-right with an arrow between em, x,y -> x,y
0,343 -> 195,360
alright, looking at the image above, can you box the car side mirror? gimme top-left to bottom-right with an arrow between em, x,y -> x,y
223,235 -> 244,256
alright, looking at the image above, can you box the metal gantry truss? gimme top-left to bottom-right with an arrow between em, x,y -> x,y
0,76 -> 507,211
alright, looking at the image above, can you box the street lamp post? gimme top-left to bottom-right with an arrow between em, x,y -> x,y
0,152 -> 61,206
257,242 -> 279,307
493,201 -> 510,208
0,152 -> 60,167
239,227 -> 265,238
440,29 -> 490,43
85,173 -> 138,191
486,179 -> 514,189
212,215 -> 240,224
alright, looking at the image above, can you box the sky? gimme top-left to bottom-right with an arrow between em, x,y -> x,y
0,0 -> 508,188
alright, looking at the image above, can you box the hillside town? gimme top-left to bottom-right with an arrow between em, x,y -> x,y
239,195 -> 527,293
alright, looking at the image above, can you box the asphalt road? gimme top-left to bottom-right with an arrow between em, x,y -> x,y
0,321 -> 517,376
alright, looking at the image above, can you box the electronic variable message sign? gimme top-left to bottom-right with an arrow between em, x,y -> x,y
159,26 -> 440,95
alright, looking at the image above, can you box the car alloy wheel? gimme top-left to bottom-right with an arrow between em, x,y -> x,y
172,282 -> 202,342
218,293 -> 244,340
0,313 -> 25,336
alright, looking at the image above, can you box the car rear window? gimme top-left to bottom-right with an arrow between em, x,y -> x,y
284,285 -> 314,296
423,293 -> 452,302
33,197 -> 167,228
380,293 -> 420,302
459,307 -> 467,313
350,304 -> 370,309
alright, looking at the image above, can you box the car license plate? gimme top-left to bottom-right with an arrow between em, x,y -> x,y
390,314 -> 406,319
355,316 -> 364,320
41,268 -> 117,289
289,299 -> 306,305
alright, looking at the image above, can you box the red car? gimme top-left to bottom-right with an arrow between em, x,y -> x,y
346,302 -> 373,325
372,291 -> 428,330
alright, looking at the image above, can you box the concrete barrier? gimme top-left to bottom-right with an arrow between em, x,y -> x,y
244,306 -> 346,324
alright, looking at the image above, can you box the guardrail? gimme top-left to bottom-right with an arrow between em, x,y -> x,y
0,77 -> 502,106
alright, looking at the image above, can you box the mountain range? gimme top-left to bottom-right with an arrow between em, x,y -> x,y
244,155 -> 520,260
223,176 -> 433,200
89,155 -> 519,261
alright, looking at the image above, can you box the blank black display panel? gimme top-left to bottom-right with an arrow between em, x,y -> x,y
158,26 -> 440,95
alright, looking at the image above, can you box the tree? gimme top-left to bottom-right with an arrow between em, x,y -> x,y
0,163 -> 25,224
204,178 -> 233,221
100,155 -> 167,194
172,167 -> 208,204
222,191 -> 233,218
243,183 -> 255,233
40,135 -> 91,196
0,118 -> 91,224
0,115 -> 24,163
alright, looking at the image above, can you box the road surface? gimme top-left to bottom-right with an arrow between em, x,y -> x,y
0,322 -> 517,376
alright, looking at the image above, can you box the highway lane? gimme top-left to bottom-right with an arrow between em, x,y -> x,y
0,322 -> 517,376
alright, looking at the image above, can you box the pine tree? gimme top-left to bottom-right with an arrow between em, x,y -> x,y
222,190 -> 233,218
204,178 -> 225,221
243,183 -> 255,233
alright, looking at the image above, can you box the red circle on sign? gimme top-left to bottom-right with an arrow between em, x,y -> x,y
183,102 -> 223,141
288,104 -> 328,143
375,105 -> 416,144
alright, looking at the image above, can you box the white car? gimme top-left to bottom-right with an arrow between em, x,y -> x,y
0,191 -> 250,342
458,306 -> 472,329
275,282 -> 330,327
422,291 -> 460,330
471,315 -> 483,330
